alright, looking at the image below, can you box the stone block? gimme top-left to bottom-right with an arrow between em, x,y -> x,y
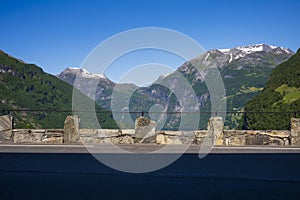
207,116 -> 224,145
291,118 -> 300,146
0,115 -> 12,131
134,117 -> 156,143
80,135 -> 103,144
45,129 -> 64,137
13,130 -> 44,143
155,132 -> 194,145
0,115 -> 13,143
79,134 -> 134,144
165,136 -> 183,145
121,129 -> 135,136
229,137 -> 246,146
194,130 -> 210,145
156,134 -> 166,144
64,116 -> 80,143
0,130 -> 13,143
162,131 -> 183,136
109,135 -> 134,144
42,136 -> 63,144
195,130 -> 209,138
80,129 -> 98,135
246,134 -> 269,145
95,129 -> 122,138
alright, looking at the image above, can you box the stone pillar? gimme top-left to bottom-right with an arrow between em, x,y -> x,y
207,116 -> 224,145
0,115 -> 13,143
134,116 -> 156,143
63,116 -> 80,143
291,118 -> 300,146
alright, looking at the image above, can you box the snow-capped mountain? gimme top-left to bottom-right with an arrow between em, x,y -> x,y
217,44 -> 293,63
219,44 -> 293,55
58,67 -> 136,111
58,44 -> 294,129
190,44 -> 294,68
59,67 -> 107,80
160,44 -> 294,128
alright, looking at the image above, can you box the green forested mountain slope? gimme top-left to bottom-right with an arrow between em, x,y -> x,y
0,50 -> 117,129
244,49 -> 300,130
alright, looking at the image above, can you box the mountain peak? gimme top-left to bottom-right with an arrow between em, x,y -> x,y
204,44 -> 295,64
236,43 -> 270,53
218,44 -> 294,55
61,67 -> 107,79
236,44 -> 292,54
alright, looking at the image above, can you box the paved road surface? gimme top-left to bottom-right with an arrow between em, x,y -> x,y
1,144 -> 300,199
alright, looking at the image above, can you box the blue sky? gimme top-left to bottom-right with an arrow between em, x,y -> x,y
0,0 -> 300,82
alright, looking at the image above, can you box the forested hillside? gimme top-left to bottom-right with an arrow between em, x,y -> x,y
244,49 -> 300,130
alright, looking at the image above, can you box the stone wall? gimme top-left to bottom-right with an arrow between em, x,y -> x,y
1,115 -> 300,146
223,130 -> 290,146
215,118 -> 299,146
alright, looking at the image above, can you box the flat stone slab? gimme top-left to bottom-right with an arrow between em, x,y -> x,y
0,115 -> 12,131
244,130 -> 290,138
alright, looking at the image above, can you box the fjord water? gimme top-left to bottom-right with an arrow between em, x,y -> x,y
0,153 -> 300,199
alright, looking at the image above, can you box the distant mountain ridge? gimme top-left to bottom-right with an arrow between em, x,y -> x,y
153,44 -> 294,129
59,67 -> 108,80
58,67 -> 137,111
58,44 -> 294,129
218,44 -> 293,55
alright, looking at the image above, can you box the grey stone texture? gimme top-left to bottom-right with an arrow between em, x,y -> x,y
291,118 -> 300,146
207,116 -> 224,145
0,115 -> 13,143
63,115 -> 80,143
134,117 -> 156,143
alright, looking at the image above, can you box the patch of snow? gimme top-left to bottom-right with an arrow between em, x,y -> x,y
218,49 -> 230,53
229,53 -> 233,63
161,73 -> 170,78
81,69 -> 90,74
235,44 -> 293,55
95,73 -> 106,79
68,67 -> 80,70
157,73 -> 171,81
281,47 -> 293,54
204,53 -> 210,61
270,45 -> 292,53
235,53 -> 244,60
81,72 -> 106,79
236,44 -> 264,53
66,67 -> 106,79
